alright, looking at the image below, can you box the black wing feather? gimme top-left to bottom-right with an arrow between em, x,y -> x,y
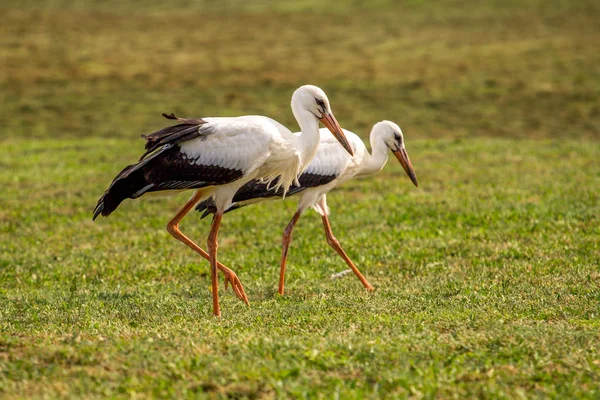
93,113 -> 244,220
93,145 -> 243,220
139,113 -> 210,160
297,173 -> 337,188
195,172 -> 337,217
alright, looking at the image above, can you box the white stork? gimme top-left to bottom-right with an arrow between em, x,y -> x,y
92,85 -> 353,316
196,121 -> 418,294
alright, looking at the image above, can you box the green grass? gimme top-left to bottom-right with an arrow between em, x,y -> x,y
2,0 -> 600,398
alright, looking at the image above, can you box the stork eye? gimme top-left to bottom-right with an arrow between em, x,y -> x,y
315,98 -> 326,110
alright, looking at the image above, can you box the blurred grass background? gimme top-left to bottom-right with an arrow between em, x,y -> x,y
2,0 -> 599,140
1,0 -> 599,398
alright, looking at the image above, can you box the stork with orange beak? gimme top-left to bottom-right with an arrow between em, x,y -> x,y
197,121 -> 418,294
93,85 -> 354,316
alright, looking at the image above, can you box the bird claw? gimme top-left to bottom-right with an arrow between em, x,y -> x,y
220,268 -> 250,306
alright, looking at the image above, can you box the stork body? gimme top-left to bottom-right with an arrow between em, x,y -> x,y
93,85 -> 353,316
197,121 -> 418,294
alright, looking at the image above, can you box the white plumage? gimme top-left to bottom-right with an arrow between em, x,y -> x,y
93,85 -> 353,316
197,121 -> 418,294
297,121 -> 418,213
180,116 -> 278,179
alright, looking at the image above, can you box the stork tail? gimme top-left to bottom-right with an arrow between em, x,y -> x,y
92,162 -> 151,220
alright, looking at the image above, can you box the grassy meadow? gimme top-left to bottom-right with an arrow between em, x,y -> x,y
1,0 -> 600,398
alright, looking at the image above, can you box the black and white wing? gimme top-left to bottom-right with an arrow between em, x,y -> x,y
195,128 -> 359,218
93,114 -> 277,219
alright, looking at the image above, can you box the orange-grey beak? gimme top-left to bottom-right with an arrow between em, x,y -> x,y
319,112 -> 354,156
393,148 -> 418,187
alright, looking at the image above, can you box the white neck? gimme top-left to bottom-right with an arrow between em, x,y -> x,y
291,101 -> 321,166
259,97 -> 322,194
358,127 -> 390,177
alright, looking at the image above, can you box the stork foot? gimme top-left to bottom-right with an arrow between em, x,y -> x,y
220,266 -> 250,305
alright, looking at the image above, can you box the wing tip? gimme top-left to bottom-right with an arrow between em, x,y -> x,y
162,112 -> 178,120
92,202 -> 104,221
200,209 -> 212,219
140,113 -> 179,141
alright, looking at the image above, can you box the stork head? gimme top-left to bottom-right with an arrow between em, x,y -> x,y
375,120 -> 418,187
292,85 -> 354,156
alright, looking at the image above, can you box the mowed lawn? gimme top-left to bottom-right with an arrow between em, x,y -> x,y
2,1 -> 600,398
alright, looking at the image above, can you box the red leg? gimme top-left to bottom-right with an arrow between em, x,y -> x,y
278,210 -> 302,295
322,214 -> 374,291
166,192 -> 249,310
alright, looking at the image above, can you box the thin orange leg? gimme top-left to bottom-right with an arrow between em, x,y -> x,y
278,210 -> 302,295
207,211 -> 223,316
166,192 -> 249,309
322,214 -> 374,291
